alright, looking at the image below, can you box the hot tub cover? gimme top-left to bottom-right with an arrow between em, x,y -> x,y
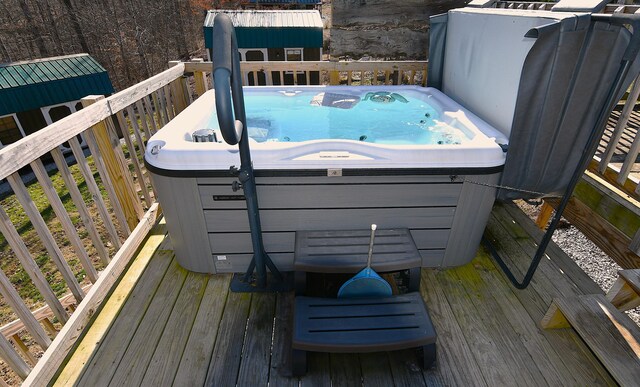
429,8 -> 640,200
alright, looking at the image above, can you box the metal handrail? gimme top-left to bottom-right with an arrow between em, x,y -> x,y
211,14 -> 283,290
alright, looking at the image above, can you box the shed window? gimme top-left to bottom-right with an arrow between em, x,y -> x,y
286,49 -> 303,61
0,114 -> 25,146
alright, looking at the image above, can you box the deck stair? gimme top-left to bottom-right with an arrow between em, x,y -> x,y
606,269 -> 640,312
541,294 -> 640,386
292,229 -> 436,376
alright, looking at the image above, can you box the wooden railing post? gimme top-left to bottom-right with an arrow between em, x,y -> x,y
192,58 -> 209,98
82,95 -> 143,231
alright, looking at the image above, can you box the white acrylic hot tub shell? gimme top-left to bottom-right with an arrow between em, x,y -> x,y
144,85 -> 506,274
144,86 -> 507,172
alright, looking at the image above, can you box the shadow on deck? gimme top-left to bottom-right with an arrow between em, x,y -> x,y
52,202 -> 616,386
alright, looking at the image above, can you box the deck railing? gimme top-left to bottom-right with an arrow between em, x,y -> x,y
0,59 -> 426,384
0,62 -> 186,384
0,56 -> 638,384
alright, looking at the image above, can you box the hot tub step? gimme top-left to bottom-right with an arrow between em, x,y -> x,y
292,292 -> 437,376
294,228 -> 422,294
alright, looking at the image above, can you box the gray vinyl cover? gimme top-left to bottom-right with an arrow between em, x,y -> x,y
429,8 -> 639,200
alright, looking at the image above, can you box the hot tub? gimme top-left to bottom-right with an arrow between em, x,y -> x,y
145,85 -> 506,273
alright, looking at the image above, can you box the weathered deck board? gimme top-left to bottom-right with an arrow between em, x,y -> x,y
140,272 -> 209,385
268,292 -> 297,387
57,249 -> 173,386
204,292 -> 251,386
172,274 -> 230,385
236,293 -> 277,386
56,203 -> 620,386
420,270 -> 487,387
105,259 -> 187,386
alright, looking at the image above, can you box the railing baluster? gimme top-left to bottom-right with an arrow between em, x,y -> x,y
599,74 -> 640,173
423,65 -> 428,86
11,334 -> 36,365
306,71 -> 311,86
280,71 -> 285,86
5,173 -> 85,303
347,70 -> 352,85
135,100 -> 153,140
30,159 -> 98,283
266,70 -> 273,86
151,92 -> 167,128
385,70 -> 390,85
0,205 -> 68,323
155,90 -> 169,126
180,75 -> 193,107
620,131 -> 640,185
142,96 -> 159,134
124,106 -> 147,154
0,268 -> 51,349
41,318 -> 57,338
0,334 -> 30,380
67,137 -> 121,249
162,85 -> 175,121
118,110 -> 152,207
169,79 -> 186,115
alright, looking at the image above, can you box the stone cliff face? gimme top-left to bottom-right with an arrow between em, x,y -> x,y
328,0 -> 468,59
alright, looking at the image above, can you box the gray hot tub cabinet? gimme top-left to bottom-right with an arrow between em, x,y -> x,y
150,170 -> 500,274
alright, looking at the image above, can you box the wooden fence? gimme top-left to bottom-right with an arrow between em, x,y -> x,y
0,62 -> 186,383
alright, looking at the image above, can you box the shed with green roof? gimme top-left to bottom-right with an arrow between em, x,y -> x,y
0,53 -> 114,148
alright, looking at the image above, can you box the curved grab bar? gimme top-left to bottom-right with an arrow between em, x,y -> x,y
210,14 -> 284,290
212,14 -> 245,145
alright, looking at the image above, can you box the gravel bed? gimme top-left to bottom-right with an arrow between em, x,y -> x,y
516,201 -> 640,325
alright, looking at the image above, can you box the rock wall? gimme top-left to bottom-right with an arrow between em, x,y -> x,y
328,0 -> 468,59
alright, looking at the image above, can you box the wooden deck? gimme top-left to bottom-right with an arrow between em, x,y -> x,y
51,202 -> 617,386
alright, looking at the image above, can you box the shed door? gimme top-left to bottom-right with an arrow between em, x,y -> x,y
243,50 -> 267,86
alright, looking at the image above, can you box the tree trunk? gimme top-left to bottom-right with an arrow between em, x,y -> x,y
61,0 -> 90,53
17,0 -> 49,57
125,0 -> 151,79
39,0 -> 65,54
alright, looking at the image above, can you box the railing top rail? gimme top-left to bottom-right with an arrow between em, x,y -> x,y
184,60 -> 428,73
0,62 -> 185,181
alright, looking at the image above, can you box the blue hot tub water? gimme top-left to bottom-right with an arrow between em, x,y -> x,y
205,90 -> 470,145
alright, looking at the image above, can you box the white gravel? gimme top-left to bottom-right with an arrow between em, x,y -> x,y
517,201 -> 640,325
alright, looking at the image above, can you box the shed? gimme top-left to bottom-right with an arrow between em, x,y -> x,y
204,10 -> 323,85
0,53 -> 114,148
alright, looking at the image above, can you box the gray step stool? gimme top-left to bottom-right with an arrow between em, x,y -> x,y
292,229 -> 436,376
294,228 -> 423,294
